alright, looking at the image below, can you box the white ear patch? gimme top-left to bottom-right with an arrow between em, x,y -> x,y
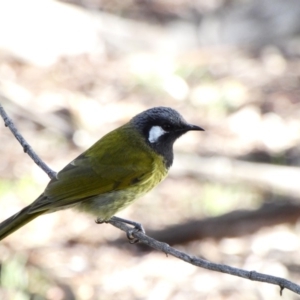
148,126 -> 166,143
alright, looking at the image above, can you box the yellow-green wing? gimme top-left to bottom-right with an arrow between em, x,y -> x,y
29,125 -> 160,213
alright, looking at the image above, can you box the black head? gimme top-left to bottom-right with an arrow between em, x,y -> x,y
131,107 -> 204,168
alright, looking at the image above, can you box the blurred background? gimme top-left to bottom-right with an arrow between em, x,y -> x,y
1,0 -> 300,299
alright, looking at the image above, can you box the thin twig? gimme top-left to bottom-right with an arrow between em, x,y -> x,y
1,101 -> 300,295
108,218 -> 300,295
0,101 -> 57,179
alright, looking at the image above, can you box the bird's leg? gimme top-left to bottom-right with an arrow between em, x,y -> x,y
110,216 -> 145,244
96,216 -> 145,244
110,216 -> 145,232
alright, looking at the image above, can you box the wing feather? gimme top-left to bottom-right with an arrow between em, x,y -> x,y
29,126 -> 156,213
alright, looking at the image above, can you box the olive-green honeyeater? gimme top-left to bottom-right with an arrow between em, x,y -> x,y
0,107 -> 204,240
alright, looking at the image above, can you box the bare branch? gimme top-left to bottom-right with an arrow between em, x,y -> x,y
108,218 -> 300,295
1,101 -> 300,295
0,100 -> 57,179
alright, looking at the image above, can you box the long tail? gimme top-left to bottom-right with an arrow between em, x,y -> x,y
0,205 -> 43,240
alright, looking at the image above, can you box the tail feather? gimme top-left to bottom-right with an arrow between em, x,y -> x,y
0,205 -> 43,241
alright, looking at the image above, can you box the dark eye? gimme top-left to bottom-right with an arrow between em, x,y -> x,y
162,123 -> 172,131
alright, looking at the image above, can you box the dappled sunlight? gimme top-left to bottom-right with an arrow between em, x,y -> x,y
1,0 -> 300,299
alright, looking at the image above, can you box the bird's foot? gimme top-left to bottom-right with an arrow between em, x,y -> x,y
95,218 -> 104,224
109,216 -> 145,244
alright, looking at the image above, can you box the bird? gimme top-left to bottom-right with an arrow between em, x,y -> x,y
0,107 -> 204,240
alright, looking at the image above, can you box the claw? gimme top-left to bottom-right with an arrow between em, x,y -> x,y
127,229 -> 140,244
109,216 -> 146,243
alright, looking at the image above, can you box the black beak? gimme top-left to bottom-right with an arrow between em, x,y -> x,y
185,124 -> 205,131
